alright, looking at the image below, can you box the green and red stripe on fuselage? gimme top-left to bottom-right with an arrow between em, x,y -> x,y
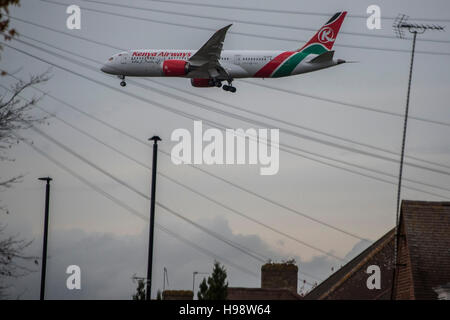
253,44 -> 330,78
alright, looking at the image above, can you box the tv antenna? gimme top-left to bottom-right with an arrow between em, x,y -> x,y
393,14 -> 444,39
391,14 -> 445,299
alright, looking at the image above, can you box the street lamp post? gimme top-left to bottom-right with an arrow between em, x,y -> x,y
38,176 -> 52,300
146,136 -> 161,300
192,271 -> 209,298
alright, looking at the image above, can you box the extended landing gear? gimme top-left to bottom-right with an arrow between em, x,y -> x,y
223,84 -> 236,93
222,79 -> 236,93
210,78 -> 222,88
118,75 -> 126,87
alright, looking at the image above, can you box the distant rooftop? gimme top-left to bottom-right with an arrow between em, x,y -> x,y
305,228 -> 395,300
393,200 -> 450,299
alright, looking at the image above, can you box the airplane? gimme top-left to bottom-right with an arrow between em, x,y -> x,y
101,12 -> 348,93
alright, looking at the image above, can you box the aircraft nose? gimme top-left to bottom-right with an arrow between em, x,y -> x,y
101,64 -> 114,74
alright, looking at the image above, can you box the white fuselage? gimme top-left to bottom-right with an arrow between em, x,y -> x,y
101,49 -> 340,79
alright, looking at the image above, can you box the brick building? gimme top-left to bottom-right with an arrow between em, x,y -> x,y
392,201 -> 450,300
162,290 -> 194,300
227,262 -> 302,300
306,200 -> 450,300
305,228 -> 395,300
162,201 -> 450,300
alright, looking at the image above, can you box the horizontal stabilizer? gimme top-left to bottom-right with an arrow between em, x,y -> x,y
309,50 -> 335,63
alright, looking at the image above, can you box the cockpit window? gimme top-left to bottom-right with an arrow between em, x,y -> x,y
108,57 -> 113,61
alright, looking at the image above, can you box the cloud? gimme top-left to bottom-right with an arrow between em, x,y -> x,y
4,215 -> 345,299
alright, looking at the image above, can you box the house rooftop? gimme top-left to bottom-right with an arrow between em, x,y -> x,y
394,200 -> 450,299
305,228 -> 395,300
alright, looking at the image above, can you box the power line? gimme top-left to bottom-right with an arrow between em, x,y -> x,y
137,0 -> 450,23
81,0 -> 450,45
27,122 -> 346,262
37,0 -> 450,56
156,225 -> 320,286
12,25 -> 450,176
13,80 -> 450,253
157,201 -> 269,263
7,40 -> 450,247
12,98 -> 323,284
7,15 -> 124,50
242,80 -> 450,129
33,96 -> 350,266
10,36 -> 450,180
14,30 -> 443,176
155,224 -> 260,279
6,41 -> 450,203
7,59 -> 450,252
2,83 -> 377,249
19,96 -> 276,264
15,130 -> 319,284
1,69 -> 372,245
13,134 -> 265,280
8,14 -> 450,130
5,40 -> 450,218
158,202 -> 321,283
148,76 -> 450,171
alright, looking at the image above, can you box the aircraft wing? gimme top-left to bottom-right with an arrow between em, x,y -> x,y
188,24 -> 232,80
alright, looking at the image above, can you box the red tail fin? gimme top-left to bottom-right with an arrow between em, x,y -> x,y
298,12 -> 347,52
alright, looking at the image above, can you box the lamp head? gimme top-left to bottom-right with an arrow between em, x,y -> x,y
149,136 -> 162,143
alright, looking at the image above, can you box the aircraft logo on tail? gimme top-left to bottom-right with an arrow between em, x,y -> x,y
299,11 -> 347,51
318,27 -> 335,43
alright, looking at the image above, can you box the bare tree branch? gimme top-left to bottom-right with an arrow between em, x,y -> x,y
0,224 -> 38,298
0,0 -> 44,299
0,70 -> 50,161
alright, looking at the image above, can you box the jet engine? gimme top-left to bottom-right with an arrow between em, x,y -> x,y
191,78 -> 215,87
162,60 -> 190,76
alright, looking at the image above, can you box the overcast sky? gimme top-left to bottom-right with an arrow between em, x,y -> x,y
1,0 -> 450,299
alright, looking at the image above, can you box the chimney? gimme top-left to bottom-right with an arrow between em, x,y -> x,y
261,262 -> 298,293
162,290 -> 194,300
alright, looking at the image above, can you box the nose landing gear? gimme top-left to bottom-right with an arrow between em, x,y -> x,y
118,75 -> 126,87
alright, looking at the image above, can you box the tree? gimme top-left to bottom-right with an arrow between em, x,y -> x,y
0,0 -> 20,55
0,0 -> 52,298
0,225 -> 36,299
197,261 -> 228,300
0,72 -> 49,163
197,278 -> 208,300
0,72 -> 49,299
0,0 -> 49,206
132,279 -> 146,300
